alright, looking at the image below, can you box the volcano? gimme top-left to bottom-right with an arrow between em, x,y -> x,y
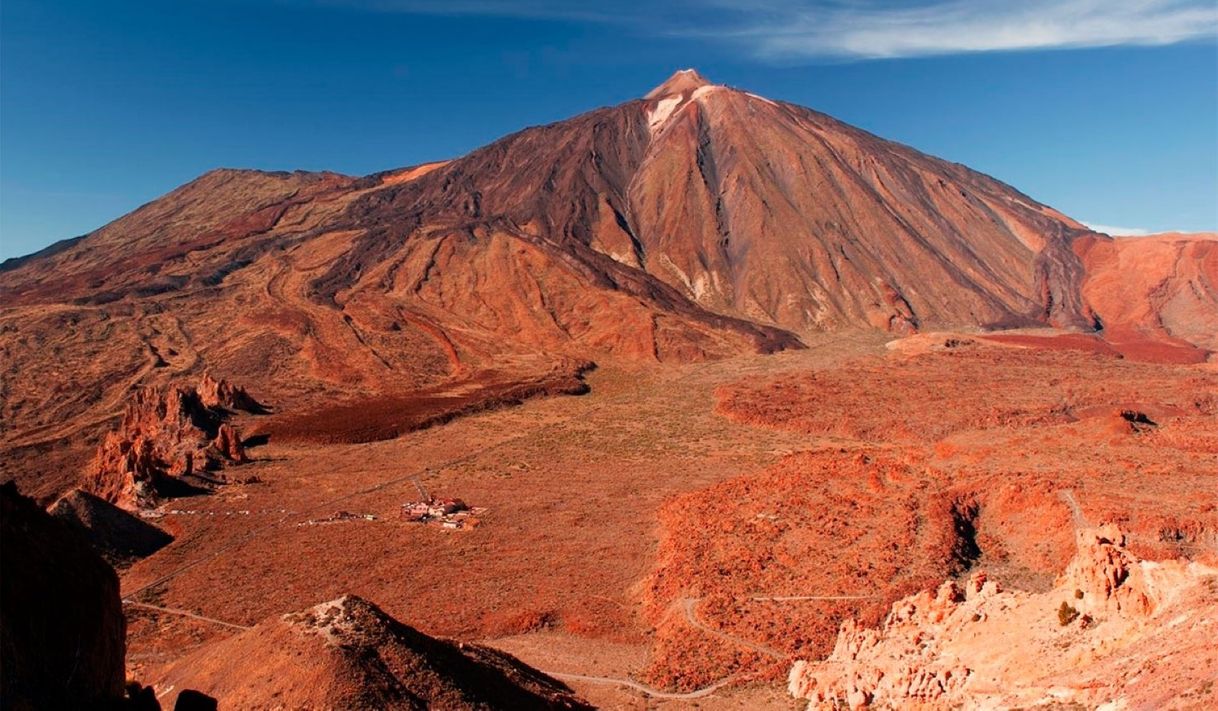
1,71 -> 1210,500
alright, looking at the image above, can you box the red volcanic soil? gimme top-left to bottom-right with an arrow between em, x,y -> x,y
981,331 -> 1208,364
715,340 -> 1215,444
642,449 -> 977,690
97,333 -> 1217,706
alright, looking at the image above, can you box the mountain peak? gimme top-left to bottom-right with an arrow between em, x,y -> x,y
644,69 -> 712,99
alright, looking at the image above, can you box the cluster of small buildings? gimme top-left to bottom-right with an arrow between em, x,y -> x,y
400,497 -> 483,530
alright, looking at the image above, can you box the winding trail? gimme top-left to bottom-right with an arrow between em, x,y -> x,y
1059,488 -> 1090,528
681,597 -> 785,659
541,671 -> 736,700
123,600 -> 252,631
749,594 -> 878,602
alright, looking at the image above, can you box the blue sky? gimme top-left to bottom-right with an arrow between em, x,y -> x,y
2,0 -> 1216,259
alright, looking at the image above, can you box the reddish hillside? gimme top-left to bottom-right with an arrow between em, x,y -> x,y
1075,231 -> 1218,355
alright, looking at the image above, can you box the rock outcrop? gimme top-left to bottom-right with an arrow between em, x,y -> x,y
788,526 -> 1218,709
0,481 -> 127,709
83,376 -> 258,509
154,594 -> 591,710
1058,524 -> 1155,618
196,372 -> 264,413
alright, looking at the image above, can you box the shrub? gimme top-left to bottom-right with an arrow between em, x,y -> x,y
1058,601 -> 1080,626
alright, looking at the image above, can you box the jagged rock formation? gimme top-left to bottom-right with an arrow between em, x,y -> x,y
0,481 -> 127,709
154,594 -> 591,710
196,372 -> 264,413
48,487 -> 174,566
788,526 -> 1218,709
1,70 -> 1144,501
83,376 -> 258,509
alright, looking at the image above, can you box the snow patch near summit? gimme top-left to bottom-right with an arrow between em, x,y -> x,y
648,95 -> 682,134
746,92 -> 778,107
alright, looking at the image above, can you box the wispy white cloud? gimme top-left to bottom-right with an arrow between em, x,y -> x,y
721,0 -> 1218,60
1082,221 -> 1152,236
321,0 -> 1218,60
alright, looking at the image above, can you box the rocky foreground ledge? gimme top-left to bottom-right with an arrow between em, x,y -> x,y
789,524 -> 1218,709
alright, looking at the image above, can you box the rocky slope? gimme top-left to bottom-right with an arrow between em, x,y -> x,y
788,525 -> 1218,709
1,70 -> 1139,501
153,594 -> 590,710
0,481 -> 128,709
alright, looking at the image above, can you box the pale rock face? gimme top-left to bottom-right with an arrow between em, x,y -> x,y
789,527 -> 1218,709
1059,524 -> 1155,618
691,84 -> 725,102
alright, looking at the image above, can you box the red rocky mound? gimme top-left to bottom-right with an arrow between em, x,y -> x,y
83,375 -> 259,509
0,481 -> 127,709
641,449 -> 981,691
154,594 -> 591,710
